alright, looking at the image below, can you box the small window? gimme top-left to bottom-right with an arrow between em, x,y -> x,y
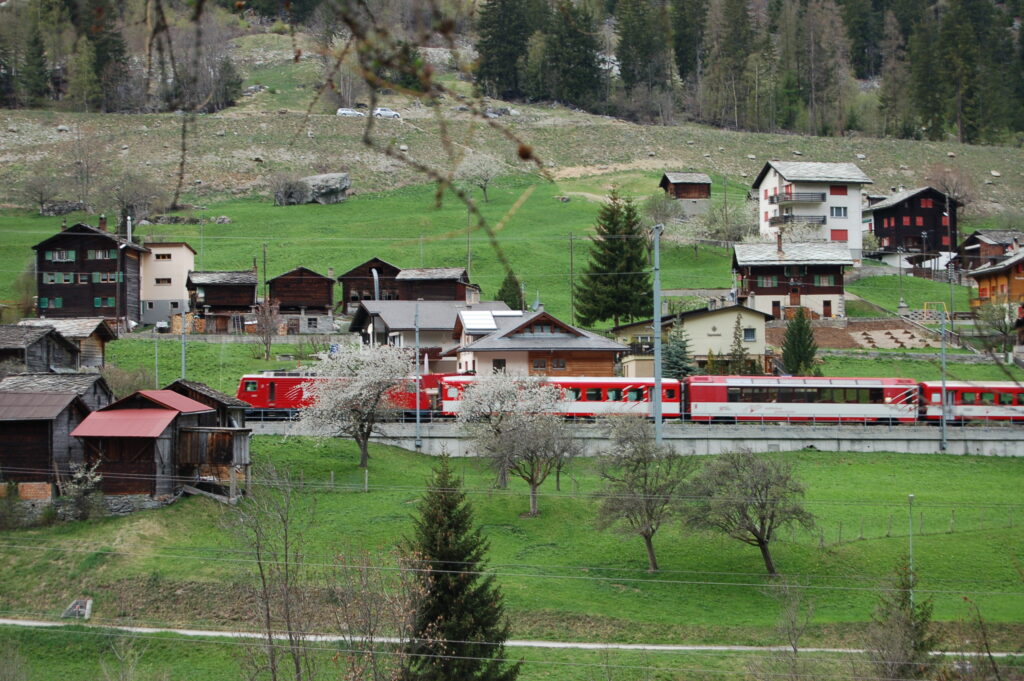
915,216 -> 924,227
244,381 -> 258,392
146,302 -> 154,309
626,388 -> 644,402
665,388 -> 677,400
155,253 -> 172,260
903,216 -> 911,226
921,198 -> 933,209
446,387 -> 459,399
942,215 -> 949,227
961,392 -> 976,405
566,387 -> 581,400
39,297 -> 49,309
728,387 -> 741,403
155,277 -> 172,285
551,358 -> 566,370
979,393 -> 995,405
51,249 -> 75,262
78,273 -> 88,284
585,388 -> 602,401
170,301 -> 179,309
743,328 -> 756,342
941,235 -> 950,246
830,206 -> 848,218
307,318 -> 318,329
607,388 -> 623,401
998,393 -> 1015,406
532,358 -> 547,370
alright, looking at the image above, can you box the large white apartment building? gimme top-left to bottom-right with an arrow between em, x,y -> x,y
751,161 -> 872,265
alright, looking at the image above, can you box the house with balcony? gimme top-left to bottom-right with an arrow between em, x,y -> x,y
610,305 -> 772,376
863,187 -> 959,272
733,240 -> 853,320
955,230 -> 1024,272
140,242 -> 195,326
752,161 -> 872,265
337,258 -> 480,313
185,270 -> 259,334
968,245 -> 1024,309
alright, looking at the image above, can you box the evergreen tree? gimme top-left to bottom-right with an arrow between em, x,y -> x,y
402,456 -> 520,681
662,322 -> 697,380
940,0 -> 983,143
544,1 -> 603,108
67,36 -> 100,112
865,558 -> 937,681
616,0 -> 673,92
908,15 -> 944,140
476,0 -> 531,99
496,269 -> 523,311
781,307 -> 817,375
672,0 -> 707,83
704,348 -> 720,375
727,313 -> 750,374
700,0 -> 754,126
878,10 -> 915,138
21,24 -> 49,106
79,0 -> 126,86
840,0 -> 877,78
574,190 -> 651,327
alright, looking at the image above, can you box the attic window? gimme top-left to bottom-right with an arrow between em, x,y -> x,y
155,253 -> 172,260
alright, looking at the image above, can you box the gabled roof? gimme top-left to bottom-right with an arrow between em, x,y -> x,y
144,241 -> 197,254
135,390 -> 214,413
32,223 -> 149,252
72,409 -> 177,438
733,242 -> 854,267
0,325 -> 53,349
752,161 -> 872,189
350,301 -> 511,333
968,248 -> 1024,278
164,379 -> 251,408
661,172 -> 712,185
610,305 -> 772,333
460,310 -> 627,353
18,317 -> 117,341
0,391 -> 80,421
866,186 -> 961,213
336,257 -> 402,280
267,266 -> 334,283
395,267 -> 467,281
187,271 -> 258,286
0,372 -> 111,398
965,229 -> 1024,246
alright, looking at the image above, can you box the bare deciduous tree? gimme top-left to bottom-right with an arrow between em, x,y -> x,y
456,153 -> 504,203
457,372 -> 579,516
254,298 -> 282,361
21,163 -> 62,215
974,302 -> 1017,355
685,449 -> 814,575
865,558 -> 937,681
749,581 -> 820,681
595,415 -> 694,572
107,169 -> 166,232
925,164 -> 976,214
300,343 -> 414,468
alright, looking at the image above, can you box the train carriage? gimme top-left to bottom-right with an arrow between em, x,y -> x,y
237,370 -> 438,418
685,376 -> 919,423
920,381 -> 1024,422
439,375 -> 683,419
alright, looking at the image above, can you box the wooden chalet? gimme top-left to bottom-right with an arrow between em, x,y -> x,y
733,239 -> 853,320
164,379 -> 249,428
33,219 -> 148,325
0,391 -> 90,501
967,245 -> 1024,309
0,325 -> 80,372
17,318 -> 116,369
337,258 -> 478,313
452,308 -> 626,376
186,270 -> 258,334
866,186 -> 959,260
72,390 -> 251,498
659,172 -> 712,199
955,230 -> 1024,272
0,373 -> 113,412
267,266 -> 335,333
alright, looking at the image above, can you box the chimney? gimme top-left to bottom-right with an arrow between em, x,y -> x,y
776,231 -> 784,255
60,217 -> 67,231
327,267 -> 334,279
98,214 -> 108,232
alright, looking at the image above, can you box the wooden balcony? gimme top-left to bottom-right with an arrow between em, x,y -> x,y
768,214 -> 827,226
768,193 -> 826,205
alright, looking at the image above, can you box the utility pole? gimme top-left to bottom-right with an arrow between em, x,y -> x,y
652,223 -> 664,444
908,493 -> 915,606
569,234 -> 575,325
262,242 -> 268,302
940,309 -> 948,451
415,303 -> 422,451
946,194 -> 956,345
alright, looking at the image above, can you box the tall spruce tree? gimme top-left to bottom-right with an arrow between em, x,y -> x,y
574,190 -> 651,327
544,1 -> 603,108
781,307 -> 817,375
476,0 -> 531,99
496,269 -> 523,311
727,313 -> 751,374
402,456 -> 520,681
908,15 -> 944,140
21,24 -> 49,106
672,0 -> 707,83
616,0 -> 673,92
662,322 -> 697,380
67,35 -> 100,112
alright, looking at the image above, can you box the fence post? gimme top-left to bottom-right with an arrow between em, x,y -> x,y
859,518 -> 864,540
300,470 -> 304,490
838,521 -> 843,545
949,509 -> 955,534
886,514 -> 893,537
364,468 -> 369,493
919,512 -> 924,535
818,531 -> 825,549
330,470 -> 334,489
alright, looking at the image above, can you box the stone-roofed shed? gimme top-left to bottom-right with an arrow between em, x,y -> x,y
0,391 -> 90,497
164,379 -> 249,427
17,317 -> 116,368
0,373 -> 113,411
0,325 -> 80,372
659,172 -> 712,199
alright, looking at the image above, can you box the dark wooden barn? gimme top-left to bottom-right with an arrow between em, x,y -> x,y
337,258 -> 478,313
267,267 -> 335,314
0,373 -> 114,412
33,220 -> 148,325
72,390 -> 250,498
164,379 -> 249,428
0,325 -> 80,372
186,270 -> 258,334
337,257 -> 402,312
0,391 -> 89,500
659,172 -> 712,199
868,186 -> 960,255
17,318 -> 116,369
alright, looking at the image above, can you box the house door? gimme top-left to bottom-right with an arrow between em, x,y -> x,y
823,300 -> 832,317
492,359 -> 506,373
771,301 -> 781,319
789,287 -> 800,306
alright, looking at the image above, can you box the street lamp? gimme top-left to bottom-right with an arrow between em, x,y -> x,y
897,247 -> 906,308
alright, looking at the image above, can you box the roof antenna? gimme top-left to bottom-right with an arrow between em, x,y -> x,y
532,291 -> 542,312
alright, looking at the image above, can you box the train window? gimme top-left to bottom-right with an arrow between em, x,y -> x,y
607,388 -> 623,401
566,388 -> 581,400
999,393 -> 1015,406
244,381 -> 258,392
777,388 -> 794,403
728,387 -> 741,403
446,387 -> 459,399
794,388 -> 816,403
665,388 -> 676,400
980,393 -> 995,405
268,382 -> 276,402
870,389 -> 884,402
586,388 -> 602,401
626,388 -> 644,402
749,387 -> 771,403
961,392 -> 976,405
843,388 -> 857,403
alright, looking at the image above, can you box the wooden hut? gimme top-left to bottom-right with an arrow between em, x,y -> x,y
17,318 -> 116,369
0,325 -> 80,372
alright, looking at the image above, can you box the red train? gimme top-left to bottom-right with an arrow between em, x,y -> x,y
237,371 -> 1024,424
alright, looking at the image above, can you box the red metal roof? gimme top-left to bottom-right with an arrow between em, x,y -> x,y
135,390 -> 213,414
72,409 -> 177,438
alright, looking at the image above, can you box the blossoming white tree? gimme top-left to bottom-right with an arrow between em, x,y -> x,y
457,372 -> 579,516
299,343 -> 414,469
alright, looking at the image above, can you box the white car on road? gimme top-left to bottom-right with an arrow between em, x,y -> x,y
373,107 -> 401,119
336,108 -> 365,117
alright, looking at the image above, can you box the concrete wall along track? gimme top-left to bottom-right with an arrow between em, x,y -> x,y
249,421 -> 1024,457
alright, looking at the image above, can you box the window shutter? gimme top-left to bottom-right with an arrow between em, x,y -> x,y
107,297 -> 115,306
39,298 -> 48,309
117,271 -> 124,283
45,250 -> 53,261
54,297 -> 62,308
68,250 -> 76,260
92,272 -> 100,283
94,297 -> 102,307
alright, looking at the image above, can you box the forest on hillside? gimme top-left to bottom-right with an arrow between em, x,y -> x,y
1,0 -> 1022,146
